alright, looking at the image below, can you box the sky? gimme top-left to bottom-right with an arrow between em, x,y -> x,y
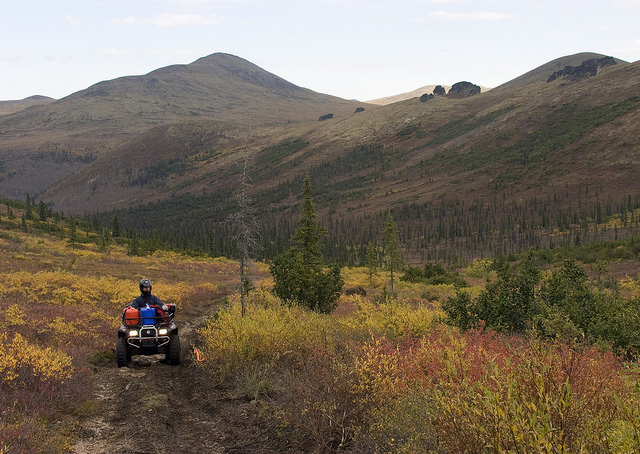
1,0 -> 640,102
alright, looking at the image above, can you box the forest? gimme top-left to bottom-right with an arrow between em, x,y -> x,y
88,170 -> 640,270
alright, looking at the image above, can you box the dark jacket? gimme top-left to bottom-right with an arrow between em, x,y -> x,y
129,293 -> 163,309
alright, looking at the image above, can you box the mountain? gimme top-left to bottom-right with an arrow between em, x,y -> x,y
0,52 -> 370,199
3,51 -> 640,265
0,95 -> 55,116
0,53 -> 368,149
0,53 -> 367,148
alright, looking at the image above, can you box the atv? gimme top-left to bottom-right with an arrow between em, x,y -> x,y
116,304 -> 180,367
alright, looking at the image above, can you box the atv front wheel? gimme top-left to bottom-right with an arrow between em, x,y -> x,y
166,334 -> 181,365
116,337 -> 131,367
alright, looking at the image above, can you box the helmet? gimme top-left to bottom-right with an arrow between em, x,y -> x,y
139,278 -> 152,295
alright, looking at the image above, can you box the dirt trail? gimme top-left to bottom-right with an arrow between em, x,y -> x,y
72,305 -> 297,454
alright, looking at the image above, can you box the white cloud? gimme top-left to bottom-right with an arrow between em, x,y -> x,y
65,15 -> 84,27
428,10 -> 514,20
115,13 -> 224,27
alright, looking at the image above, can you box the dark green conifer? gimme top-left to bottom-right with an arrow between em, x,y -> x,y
382,211 -> 401,296
270,175 -> 343,313
112,214 -> 121,237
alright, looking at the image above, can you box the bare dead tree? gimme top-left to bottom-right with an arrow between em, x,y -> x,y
228,147 -> 260,317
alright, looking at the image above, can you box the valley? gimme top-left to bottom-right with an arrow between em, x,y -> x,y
2,52 -> 639,266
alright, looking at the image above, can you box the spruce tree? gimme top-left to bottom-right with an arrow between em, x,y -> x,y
112,214 -> 121,238
382,211 -> 401,296
270,175 -> 343,313
127,233 -> 141,256
38,201 -> 48,221
292,175 -> 326,265
25,201 -> 33,221
98,228 -> 110,252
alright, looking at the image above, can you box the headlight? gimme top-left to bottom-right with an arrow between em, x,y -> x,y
128,330 -> 139,337
158,328 -> 168,335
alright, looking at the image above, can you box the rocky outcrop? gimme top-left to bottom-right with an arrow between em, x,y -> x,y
318,113 -> 334,121
447,81 -> 481,98
547,56 -> 617,82
420,85 -> 447,102
433,85 -> 446,96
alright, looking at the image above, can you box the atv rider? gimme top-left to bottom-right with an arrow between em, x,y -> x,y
128,278 -> 169,313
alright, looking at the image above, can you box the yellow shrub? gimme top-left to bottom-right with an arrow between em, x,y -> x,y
44,316 -> 81,338
196,296 -> 332,379
462,258 -> 494,279
620,275 -> 640,296
0,333 -> 73,383
0,270 -> 135,308
341,267 -> 370,287
198,282 -> 218,292
154,282 -> 194,307
246,287 -> 286,309
0,333 -> 19,381
51,286 -> 77,305
3,304 -> 27,326
351,337 -> 405,404
340,296 -> 444,339
342,267 -> 387,289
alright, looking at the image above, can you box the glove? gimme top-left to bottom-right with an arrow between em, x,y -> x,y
162,304 -> 169,312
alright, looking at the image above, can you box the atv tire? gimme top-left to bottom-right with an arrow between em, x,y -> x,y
167,334 -> 181,365
116,337 -> 131,367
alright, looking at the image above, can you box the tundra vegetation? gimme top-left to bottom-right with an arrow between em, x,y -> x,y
4,197 -> 640,452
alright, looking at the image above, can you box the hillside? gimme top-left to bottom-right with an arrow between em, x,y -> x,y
2,51 -> 639,265
0,95 -> 55,116
494,52 -> 626,90
0,53 -> 366,147
0,52 -> 369,199
39,53 -> 640,265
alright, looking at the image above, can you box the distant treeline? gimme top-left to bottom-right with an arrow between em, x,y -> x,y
4,182 -> 640,270
88,181 -> 640,267
31,143 -> 96,164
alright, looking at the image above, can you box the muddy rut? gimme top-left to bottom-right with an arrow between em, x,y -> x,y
72,306 -> 297,454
